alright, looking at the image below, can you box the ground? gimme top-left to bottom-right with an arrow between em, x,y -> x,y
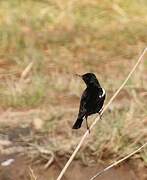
0,154 -> 146,180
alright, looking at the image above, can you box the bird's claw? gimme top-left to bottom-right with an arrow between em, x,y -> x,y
87,128 -> 90,134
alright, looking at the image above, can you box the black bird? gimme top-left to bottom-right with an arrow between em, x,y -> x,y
72,73 -> 106,132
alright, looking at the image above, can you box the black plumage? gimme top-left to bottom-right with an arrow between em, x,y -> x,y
72,73 -> 106,131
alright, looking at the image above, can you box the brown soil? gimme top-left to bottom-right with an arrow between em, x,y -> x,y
0,154 -> 146,180
0,92 -> 146,180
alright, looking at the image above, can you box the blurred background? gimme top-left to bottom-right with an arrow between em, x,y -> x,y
0,0 -> 147,179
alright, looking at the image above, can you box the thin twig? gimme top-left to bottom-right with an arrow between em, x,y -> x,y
20,61 -> 33,80
56,47 -> 147,180
44,151 -> 54,169
90,142 -> 147,180
29,167 -> 37,180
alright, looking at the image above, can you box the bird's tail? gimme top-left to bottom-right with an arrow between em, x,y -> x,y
72,117 -> 83,129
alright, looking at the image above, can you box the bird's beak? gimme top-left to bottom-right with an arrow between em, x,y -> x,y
75,74 -> 82,78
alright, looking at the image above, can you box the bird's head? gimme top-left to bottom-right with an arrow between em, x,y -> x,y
76,73 -> 101,87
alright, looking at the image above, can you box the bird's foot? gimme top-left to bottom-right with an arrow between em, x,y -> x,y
87,127 -> 90,134
99,108 -> 103,114
85,117 -> 90,133
98,112 -> 103,120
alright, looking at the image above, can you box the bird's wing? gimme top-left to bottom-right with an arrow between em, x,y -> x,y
98,88 -> 106,98
78,88 -> 89,119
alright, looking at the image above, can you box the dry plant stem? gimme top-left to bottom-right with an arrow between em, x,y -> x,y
20,61 -> 33,80
44,151 -> 55,169
56,47 -> 147,180
29,167 -> 37,180
90,142 -> 147,180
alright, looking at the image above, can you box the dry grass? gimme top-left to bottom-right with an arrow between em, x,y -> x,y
0,0 -> 147,108
0,0 -> 147,173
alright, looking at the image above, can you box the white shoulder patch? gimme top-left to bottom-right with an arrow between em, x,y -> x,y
99,88 -> 105,98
